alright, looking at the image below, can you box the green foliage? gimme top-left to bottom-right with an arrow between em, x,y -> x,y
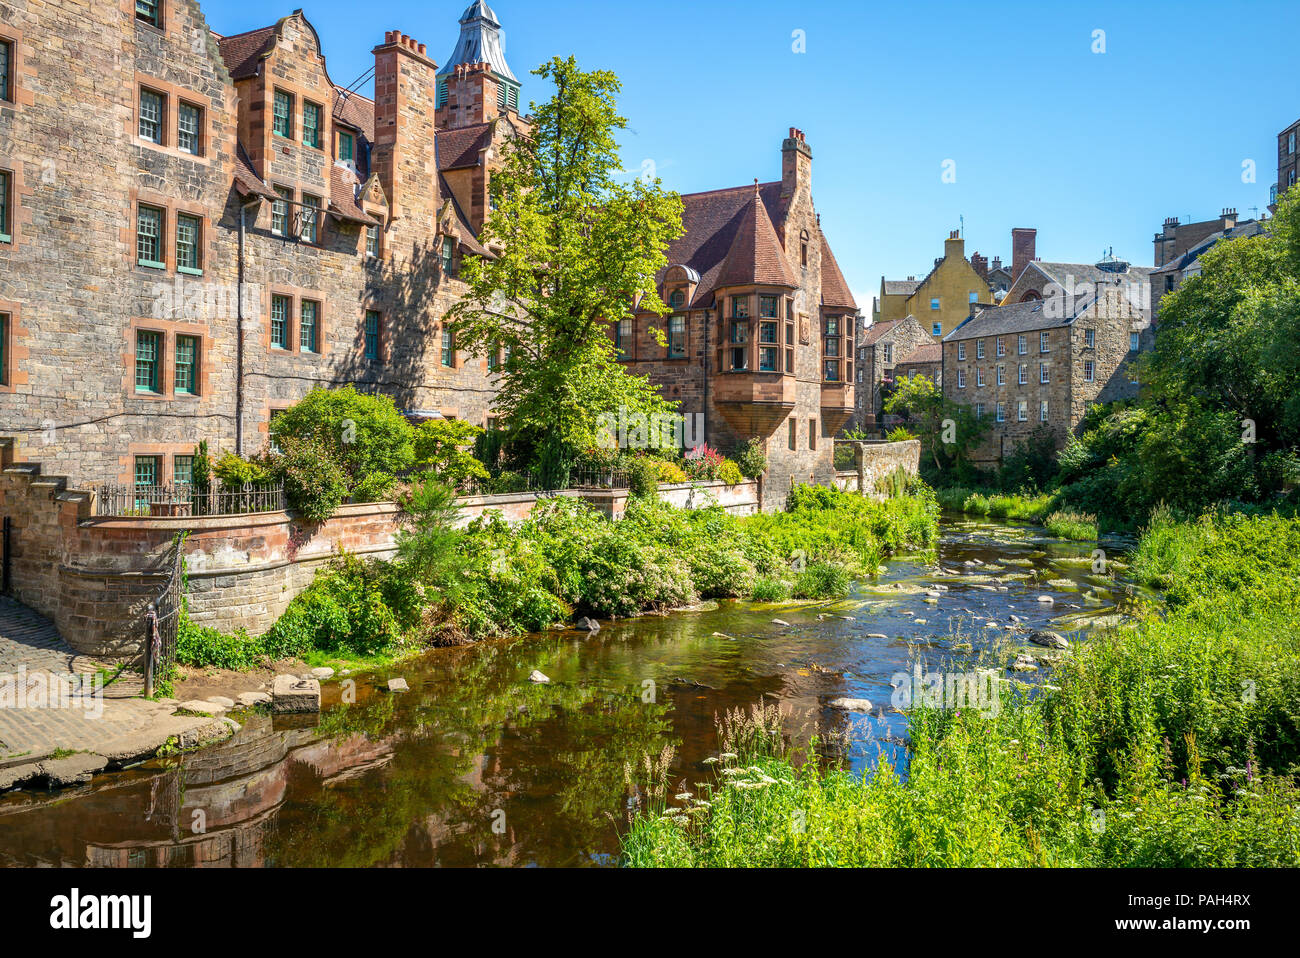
998,424 -> 1059,492
734,438 -> 768,480
395,478 -> 466,602
274,437 -> 349,523
1043,509 -> 1098,541
655,460 -> 689,484
792,561 -> 851,599
213,451 -> 274,486
191,440 -> 214,495
624,456 -> 660,499
624,512 -> 1300,867
884,373 -> 990,480
718,459 -> 744,486
884,425 -> 916,442
750,577 -> 792,602
413,419 -> 491,487
269,386 -> 415,488
447,56 -> 684,470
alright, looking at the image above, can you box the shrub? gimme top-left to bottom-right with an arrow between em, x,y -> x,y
269,386 -> 415,488
213,451 -> 274,487
578,535 -> 697,618
414,419 -> 491,488
683,443 -> 726,481
262,555 -> 411,659
1043,509 -> 1098,541
750,577 -> 792,602
718,459 -> 744,486
275,438 -> 349,523
792,561 -> 851,599
885,426 -> 916,442
350,470 -> 397,504
735,438 -> 768,480
655,460 -> 689,484
395,477 -> 466,601
624,456 -> 659,499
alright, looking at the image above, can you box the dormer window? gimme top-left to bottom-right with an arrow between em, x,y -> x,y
339,131 -> 355,163
668,289 -> 685,310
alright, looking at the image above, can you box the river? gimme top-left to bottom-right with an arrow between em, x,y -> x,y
0,514 -> 1150,867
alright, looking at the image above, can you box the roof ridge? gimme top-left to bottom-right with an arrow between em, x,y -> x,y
679,181 -> 780,200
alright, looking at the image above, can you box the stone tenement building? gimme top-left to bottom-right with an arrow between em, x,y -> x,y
855,315 -> 934,430
1273,115 -> 1298,213
1151,210 -> 1263,319
0,0 -> 526,489
612,129 -> 860,504
942,258 -> 1151,466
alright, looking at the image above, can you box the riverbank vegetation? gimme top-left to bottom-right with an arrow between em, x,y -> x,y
176,482 -> 939,670
917,192 -> 1300,539
622,509 -> 1300,866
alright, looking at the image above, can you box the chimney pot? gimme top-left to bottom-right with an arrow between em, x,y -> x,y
418,43 -> 427,54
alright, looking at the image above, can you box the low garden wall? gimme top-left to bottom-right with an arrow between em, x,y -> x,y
0,455 -> 760,655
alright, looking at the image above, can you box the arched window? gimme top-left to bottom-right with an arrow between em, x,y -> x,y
1019,289 -> 1042,303
668,289 -> 685,309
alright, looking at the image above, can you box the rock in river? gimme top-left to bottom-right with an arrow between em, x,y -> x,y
1028,630 -> 1069,650
529,670 -> 550,684
828,697 -> 873,712
575,616 -> 601,634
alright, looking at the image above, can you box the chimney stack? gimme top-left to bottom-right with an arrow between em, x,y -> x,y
971,252 -> 989,280
1011,228 -> 1037,282
780,127 -> 813,216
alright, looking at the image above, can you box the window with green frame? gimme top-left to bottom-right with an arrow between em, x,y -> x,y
139,88 -> 164,144
178,102 -> 202,155
440,237 -> 455,275
338,130 -> 355,163
0,313 -> 8,386
300,300 -> 319,353
364,310 -> 381,360
487,343 -> 499,372
176,214 -> 201,273
137,205 -> 164,268
303,101 -> 323,149
271,186 -> 292,236
1,38 -> 12,103
273,90 -> 293,138
0,169 -> 10,242
174,335 -> 198,394
441,328 -> 455,368
173,455 -> 194,487
135,0 -> 161,28
270,296 -> 291,349
135,330 -> 161,392
731,295 -> 750,319
365,224 -> 380,258
759,294 -> 779,319
134,456 -> 160,511
300,194 -> 320,243
668,316 -> 686,358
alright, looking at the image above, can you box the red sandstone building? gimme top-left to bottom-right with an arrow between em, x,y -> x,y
614,130 -> 859,501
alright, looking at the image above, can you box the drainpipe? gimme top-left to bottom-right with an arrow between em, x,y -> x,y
237,198 -> 262,458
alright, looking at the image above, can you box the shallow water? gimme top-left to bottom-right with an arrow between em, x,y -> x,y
0,514 -> 1148,867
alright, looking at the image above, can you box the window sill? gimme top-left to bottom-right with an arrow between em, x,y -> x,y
0,234 -> 11,245
178,266 -> 203,277
138,260 -> 166,270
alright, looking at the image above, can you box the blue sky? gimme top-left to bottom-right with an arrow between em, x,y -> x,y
203,0 -> 1298,309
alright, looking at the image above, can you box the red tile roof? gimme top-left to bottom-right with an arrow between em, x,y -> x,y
332,87 -> 375,141
233,144 -> 276,200
714,187 -> 799,291
862,319 -> 903,345
440,175 -> 491,258
328,166 -> 379,226
437,123 -> 492,171
215,24 -> 278,80
820,234 -> 857,309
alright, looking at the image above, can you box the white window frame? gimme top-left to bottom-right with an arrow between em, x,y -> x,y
1040,363 -> 1049,384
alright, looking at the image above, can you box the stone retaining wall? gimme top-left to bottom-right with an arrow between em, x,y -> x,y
0,451 -> 762,655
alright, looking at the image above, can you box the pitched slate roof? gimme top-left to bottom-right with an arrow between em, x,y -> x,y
862,319 -> 903,346
439,174 -> 491,258
1151,220 -> 1264,275
713,187 -> 799,291
820,234 -> 857,309
898,343 -> 941,365
216,24 -> 279,80
658,182 -> 776,308
942,301 -> 1076,342
437,123 -> 493,171
1030,261 -> 1155,288
883,279 -> 921,296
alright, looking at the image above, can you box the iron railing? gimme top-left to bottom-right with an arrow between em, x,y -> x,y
97,481 -> 287,518
143,535 -> 185,698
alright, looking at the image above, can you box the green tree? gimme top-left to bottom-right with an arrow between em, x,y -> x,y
884,373 -> 989,477
413,419 -> 491,487
446,57 -> 685,487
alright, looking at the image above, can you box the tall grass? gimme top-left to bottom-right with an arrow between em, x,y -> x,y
622,511 -> 1300,867
1043,510 -> 1098,541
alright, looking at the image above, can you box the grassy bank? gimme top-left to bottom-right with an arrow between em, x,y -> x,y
935,485 -> 1099,541
176,483 -> 940,670
621,509 -> 1300,866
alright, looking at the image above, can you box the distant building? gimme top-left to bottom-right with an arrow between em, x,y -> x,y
894,342 -> 941,389
855,315 -> 934,430
942,269 -> 1150,466
873,231 -> 995,339
1151,213 -> 1264,319
1273,116 -> 1299,213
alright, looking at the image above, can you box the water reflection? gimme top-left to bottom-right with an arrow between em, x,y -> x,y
0,515 -> 1144,867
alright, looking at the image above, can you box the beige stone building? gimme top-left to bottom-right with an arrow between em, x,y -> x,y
942,275 -> 1150,465
855,316 -> 934,430
872,231 -> 994,339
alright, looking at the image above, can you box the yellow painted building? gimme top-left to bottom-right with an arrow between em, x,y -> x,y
873,231 -> 994,338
